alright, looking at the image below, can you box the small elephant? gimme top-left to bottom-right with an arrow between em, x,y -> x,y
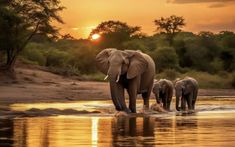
175,77 -> 198,111
152,79 -> 173,111
96,48 -> 155,113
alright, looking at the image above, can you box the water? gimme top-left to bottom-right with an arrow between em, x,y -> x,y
1,98 -> 235,146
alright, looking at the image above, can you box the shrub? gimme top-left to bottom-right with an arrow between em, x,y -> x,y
68,44 -> 98,74
45,49 -> 70,67
20,47 -> 46,66
156,69 -> 180,81
152,47 -> 179,72
180,71 -> 231,88
48,66 -> 80,76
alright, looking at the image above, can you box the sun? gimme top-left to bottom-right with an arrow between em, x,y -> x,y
91,34 -> 100,40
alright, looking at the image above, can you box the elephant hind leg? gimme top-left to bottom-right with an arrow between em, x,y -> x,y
192,89 -> 198,110
166,100 -> 171,111
142,91 -> 150,109
192,100 -> 196,110
186,94 -> 193,110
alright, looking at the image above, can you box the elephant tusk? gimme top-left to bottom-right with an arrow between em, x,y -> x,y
104,75 -> 109,80
116,75 -> 120,83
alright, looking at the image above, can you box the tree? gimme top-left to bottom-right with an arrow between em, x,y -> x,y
154,15 -> 185,44
89,20 -> 144,49
154,15 -> 185,35
0,0 -> 64,71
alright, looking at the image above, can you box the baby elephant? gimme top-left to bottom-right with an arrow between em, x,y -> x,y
175,77 -> 198,111
152,79 -> 174,111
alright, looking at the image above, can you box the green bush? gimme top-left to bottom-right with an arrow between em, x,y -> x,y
180,71 -> 231,89
68,44 -> 98,74
156,69 -> 180,81
152,47 -> 179,72
48,66 -> 80,76
45,49 -> 70,67
20,46 -> 46,66
122,39 -> 147,52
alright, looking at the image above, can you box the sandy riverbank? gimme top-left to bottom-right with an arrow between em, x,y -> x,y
1,66 -> 235,104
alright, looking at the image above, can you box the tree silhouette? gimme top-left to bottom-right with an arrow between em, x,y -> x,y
0,0 -> 64,72
154,15 -> 185,35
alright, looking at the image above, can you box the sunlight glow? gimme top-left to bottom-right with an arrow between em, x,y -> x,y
91,34 -> 100,40
72,27 -> 79,31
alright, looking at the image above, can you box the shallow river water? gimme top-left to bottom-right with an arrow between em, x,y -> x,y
1,98 -> 235,147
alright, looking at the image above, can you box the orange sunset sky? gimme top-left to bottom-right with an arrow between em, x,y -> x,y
57,0 -> 235,39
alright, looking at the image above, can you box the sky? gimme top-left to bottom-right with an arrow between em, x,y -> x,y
56,0 -> 235,39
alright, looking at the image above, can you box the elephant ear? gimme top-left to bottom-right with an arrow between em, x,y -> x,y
125,50 -> 148,79
96,48 -> 116,74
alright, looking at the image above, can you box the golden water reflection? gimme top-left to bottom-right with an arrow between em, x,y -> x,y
1,110 -> 235,147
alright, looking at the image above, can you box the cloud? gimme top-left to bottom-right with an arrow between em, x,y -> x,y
167,0 -> 235,8
209,3 -> 226,8
194,20 -> 235,32
168,0 -> 235,4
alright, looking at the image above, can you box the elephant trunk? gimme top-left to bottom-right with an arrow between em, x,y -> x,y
109,81 -> 130,113
107,66 -> 121,82
109,82 -> 122,111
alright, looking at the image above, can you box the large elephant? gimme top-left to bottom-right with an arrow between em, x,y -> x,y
175,77 -> 198,111
152,79 -> 173,111
96,48 -> 155,113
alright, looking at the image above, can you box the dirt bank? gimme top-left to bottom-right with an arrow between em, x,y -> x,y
1,66 -> 235,104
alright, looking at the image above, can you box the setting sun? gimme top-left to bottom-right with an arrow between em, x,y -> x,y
91,34 -> 100,40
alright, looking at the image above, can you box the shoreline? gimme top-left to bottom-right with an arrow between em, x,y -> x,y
1,67 -> 235,105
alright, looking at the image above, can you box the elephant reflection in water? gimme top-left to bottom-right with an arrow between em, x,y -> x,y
111,117 -> 155,146
176,117 -> 198,128
0,119 -> 14,146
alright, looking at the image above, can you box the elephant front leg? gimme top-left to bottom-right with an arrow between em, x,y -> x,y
142,92 -> 150,109
127,89 -> 137,113
117,84 -> 131,113
181,96 -> 186,111
127,79 -> 138,113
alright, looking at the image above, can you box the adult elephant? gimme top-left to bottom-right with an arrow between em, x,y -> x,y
96,48 -> 155,113
175,77 -> 198,111
152,79 -> 173,111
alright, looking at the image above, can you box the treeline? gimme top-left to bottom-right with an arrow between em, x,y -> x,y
21,30 -> 235,75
